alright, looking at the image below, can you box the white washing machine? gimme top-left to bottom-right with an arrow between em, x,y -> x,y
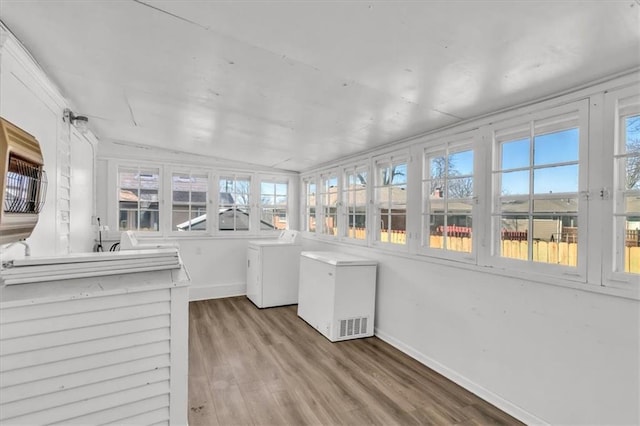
246,230 -> 302,308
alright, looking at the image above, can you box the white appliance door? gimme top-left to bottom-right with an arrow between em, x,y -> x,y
246,245 -> 261,307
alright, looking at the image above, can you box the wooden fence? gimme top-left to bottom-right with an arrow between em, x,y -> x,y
346,228 -> 639,274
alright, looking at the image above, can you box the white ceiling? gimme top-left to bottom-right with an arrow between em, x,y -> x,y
1,1 -> 639,171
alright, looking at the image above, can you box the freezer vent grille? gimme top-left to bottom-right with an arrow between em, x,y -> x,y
338,317 -> 368,338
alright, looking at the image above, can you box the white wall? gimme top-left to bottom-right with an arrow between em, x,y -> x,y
301,238 -> 639,425
0,28 -> 96,259
95,141 -> 299,301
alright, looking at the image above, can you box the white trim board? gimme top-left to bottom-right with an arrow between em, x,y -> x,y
188,282 -> 245,302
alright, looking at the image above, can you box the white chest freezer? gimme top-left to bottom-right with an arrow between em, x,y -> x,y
297,251 -> 377,342
246,230 -> 302,308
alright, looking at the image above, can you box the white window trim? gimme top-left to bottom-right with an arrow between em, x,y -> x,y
300,175 -> 317,235
317,169 -> 340,240
603,86 -> 640,288
340,163 -> 370,246
216,172 -> 254,235
419,131 -> 477,263
371,151 -> 410,252
110,160 -> 163,235
487,100 -> 590,282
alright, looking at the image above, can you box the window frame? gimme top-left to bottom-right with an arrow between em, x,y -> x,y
116,163 -> 162,234
341,163 -> 370,245
167,168 -> 210,235
317,169 -> 340,239
489,100 -> 589,281
217,173 -> 253,234
372,152 -> 410,251
603,86 -> 640,286
419,132 -> 477,262
257,175 -> 290,234
301,176 -> 317,234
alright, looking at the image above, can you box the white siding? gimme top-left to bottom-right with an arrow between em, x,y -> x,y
0,283 -> 187,425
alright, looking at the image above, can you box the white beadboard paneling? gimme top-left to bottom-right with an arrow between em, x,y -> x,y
4,382 -> 169,425
63,394 -> 169,425
1,354 -> 170,404
0,341 -> 170,388
0,289 -> 170,323
2,327 -> 170,371
1,316 -> 170,356
1,368 -> 170,421
1,302 -> 170,339
105,407 -> 170,426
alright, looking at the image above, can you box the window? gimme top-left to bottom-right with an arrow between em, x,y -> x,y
343,165 -> 368,241
172,172 -> 208,232
374,156 -> 408,245
303,178 -> 316,233
423,140 -> 474,254
614,95 -> 640,275
260,180 -> 288,230
118,166 -> 160,231
218,175 -> 251,231
319,172 -> 339,236
492,104 -> 586,270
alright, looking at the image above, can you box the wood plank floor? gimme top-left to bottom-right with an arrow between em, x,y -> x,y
188,297 -> 523,426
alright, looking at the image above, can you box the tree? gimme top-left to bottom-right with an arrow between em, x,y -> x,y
429,155 -> 473,198
381,165 -> 405,186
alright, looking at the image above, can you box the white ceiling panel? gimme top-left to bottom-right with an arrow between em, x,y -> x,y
1,0 -> 638,171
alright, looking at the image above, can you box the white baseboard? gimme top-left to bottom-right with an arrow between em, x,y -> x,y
374,328 -> 548,426
188,282 -> 245,301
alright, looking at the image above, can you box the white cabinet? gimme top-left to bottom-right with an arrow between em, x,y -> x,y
0,250 -> 189,425
246,240 -> 302,308
297,251 -> 377,342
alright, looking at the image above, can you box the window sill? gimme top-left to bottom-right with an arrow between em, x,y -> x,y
302,235 -> 640,301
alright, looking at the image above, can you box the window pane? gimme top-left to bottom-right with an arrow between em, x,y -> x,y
308,207 -> 316,232
392,186 -> 407,204
533,198 -> 578,214
261,195 -> 275,206
447,177 -> 473,199
624,219 -> 640,274
534,128 -> 579,165
449,150 -> 474,176
533,164 -> 578,194
447,200 -> 473,214
219,177 -> 251,231
261,182 -> 275,195
430,156 -> 446,179
429,198 -> 445,214
380,209 -> 406,244
531,216 -> 578,267
500,216 -> 529,261
391,164 -> 407,185
501,170 -> 529,195
501,138 -> 529,170
429,214 -> 445,249
261,207 -> 287,230
275,183 -> 287,196
119,168 -> 160,232
445,214 -> 472,253
626,194 -> 640,214
623,155 -> 640,190
625,115 -> 640,154
499,198 -> 529,213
